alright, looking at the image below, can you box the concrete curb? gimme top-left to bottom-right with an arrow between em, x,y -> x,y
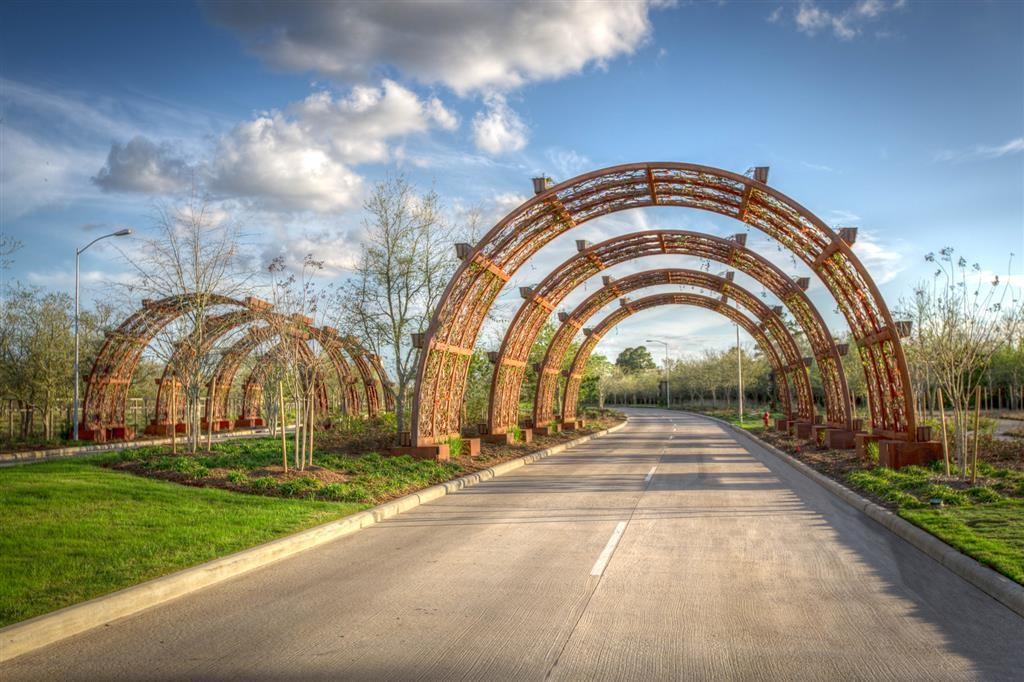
698,412 -> 1024,619
0,418 -> 628,663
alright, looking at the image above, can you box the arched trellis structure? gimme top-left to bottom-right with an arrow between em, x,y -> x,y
411,162 -> 916,450
486,229 -> 852,436
238,339 -> 330,427
559,293 -> 790,424
530,268 -> 815,429
82,293 -> 393,441
81,294 -> 248,441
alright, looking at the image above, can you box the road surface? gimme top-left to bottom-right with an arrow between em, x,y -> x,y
4,409 -> 1022,680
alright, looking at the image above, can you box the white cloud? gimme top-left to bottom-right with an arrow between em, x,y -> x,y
791,0 -> 904,40
472,94 -> 529,155
289,80 -> 459,165
208,113 -> 363,213
204,1 -> 665,96
800,160 -> 835,172
545,148 -> 591,180
933,137 -> 1024,163
767,7 -> 784,24
164,79 -> 456,213
92,136 -> 194,194
852,230 -> 906,284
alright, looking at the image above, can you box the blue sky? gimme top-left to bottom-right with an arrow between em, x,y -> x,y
1,0 -> 1021,361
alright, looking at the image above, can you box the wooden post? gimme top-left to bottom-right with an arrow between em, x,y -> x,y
307,388 -> 315,468
278,380 -> 287,473
171,380 -> 177,455
971,385 -> 982,484
206,381 -> 215,452
937,388 -> 950,476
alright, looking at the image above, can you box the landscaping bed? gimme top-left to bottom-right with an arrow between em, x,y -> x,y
0,410 -> 624,627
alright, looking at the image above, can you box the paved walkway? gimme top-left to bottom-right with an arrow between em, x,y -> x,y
4,409 -> 1022,680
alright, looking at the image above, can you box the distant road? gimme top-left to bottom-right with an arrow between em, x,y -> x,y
4,409 -> 1022,680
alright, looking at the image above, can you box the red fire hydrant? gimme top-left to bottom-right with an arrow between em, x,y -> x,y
762,411 -> 771,428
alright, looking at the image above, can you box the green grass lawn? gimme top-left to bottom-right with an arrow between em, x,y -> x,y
902,503 -> 1024,584
0,459 -> 365,627
845,465 -> 1024,584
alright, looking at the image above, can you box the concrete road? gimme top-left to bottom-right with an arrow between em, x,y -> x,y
4,409 -> 1022,680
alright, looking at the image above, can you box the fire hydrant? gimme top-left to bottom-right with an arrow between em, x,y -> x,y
762,411 -> 771,429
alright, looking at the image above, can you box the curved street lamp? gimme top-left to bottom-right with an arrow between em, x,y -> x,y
73,228 -> 132,440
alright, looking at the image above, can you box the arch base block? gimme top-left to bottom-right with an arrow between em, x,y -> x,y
823,428 -> 857,450
561,420 -> 585,431
774,418 -> 792,433
535,424 -> 560,436
879,440 -> 943,470
390,444 -> 450,462
200,419 -> 233,432
792,421 -> 814,439
235,417 -> 265,428
144,422 -> 186,437
78,426 -> 135,443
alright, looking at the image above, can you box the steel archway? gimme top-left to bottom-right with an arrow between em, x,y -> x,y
530,268 -> 813,428
412,162 -> 915,447
239,339 -> 329,427
486,229 -> 852,436
81,294 -> 253,441
559,293 -> 790,424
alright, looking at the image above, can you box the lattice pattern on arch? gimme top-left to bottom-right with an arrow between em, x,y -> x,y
558,293 -> 791,423
487,230 -> 852,436
413,163 -> 913,446
530,272 -> 810,427
82,293 -> 393,441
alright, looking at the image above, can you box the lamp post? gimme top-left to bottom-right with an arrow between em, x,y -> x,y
646,339 -> 670,408
73,228 -> 132,440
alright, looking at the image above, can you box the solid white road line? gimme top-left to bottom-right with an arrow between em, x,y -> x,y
590,521 -> 628,577
644,466 -> 657,483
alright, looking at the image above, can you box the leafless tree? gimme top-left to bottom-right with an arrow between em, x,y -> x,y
899,248 -> 1023,476
120,190 -> 249,453
340,176 -> 457,432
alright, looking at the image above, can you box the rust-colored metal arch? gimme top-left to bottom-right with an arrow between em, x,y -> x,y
412,162 -> 915,447
486,230 -> 851,436
531,268 -> 813,427
81,294 -> 250,441
558,293 -> 791,423
239,339 -> 330,426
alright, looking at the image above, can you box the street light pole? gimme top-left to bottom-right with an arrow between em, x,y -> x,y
73,228 -> 133,440
646,339 -> 670,408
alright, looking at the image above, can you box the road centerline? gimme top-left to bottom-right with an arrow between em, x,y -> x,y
590,521 -> 628,577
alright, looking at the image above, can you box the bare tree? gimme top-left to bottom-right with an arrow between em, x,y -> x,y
899,248 -> 1023,476
341,176 -> 456,432
120,191 -> 249,453
264,254 -> 327,470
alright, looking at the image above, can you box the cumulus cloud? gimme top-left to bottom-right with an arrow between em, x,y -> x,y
472,94 -> 529,155
92,136 -> 193,194
203,1 -> 665,96
208,113 -> 362,213
88,80 -> 458,213
791,0 -> 904,40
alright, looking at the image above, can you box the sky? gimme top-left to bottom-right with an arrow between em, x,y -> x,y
1,0 -> 1022,363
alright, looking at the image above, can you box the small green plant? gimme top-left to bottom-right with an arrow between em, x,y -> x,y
865,441 -> 880,465
225,470 -> 249,485
277,476 -> 321,498
443,436 -> 464,458
250,476 -> 277,493
967,487 -> 1004,503
510,425 -> 524,443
